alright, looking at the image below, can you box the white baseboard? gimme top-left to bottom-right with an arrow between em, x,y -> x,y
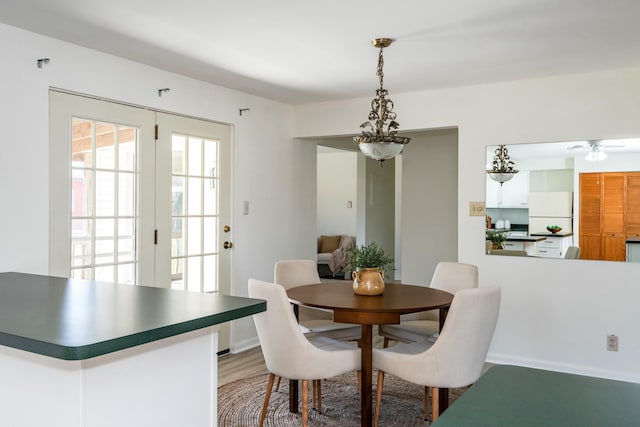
487,352 -> 640,384
229,337 -> 260,354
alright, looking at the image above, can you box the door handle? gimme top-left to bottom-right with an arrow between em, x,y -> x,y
223,241 -> 233,249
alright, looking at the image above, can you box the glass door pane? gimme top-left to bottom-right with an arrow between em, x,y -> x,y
170,135 -> 219,292
70,118 -> 139,284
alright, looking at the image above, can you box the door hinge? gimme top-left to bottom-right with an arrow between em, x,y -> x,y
154,124 -> 158,140
154,229 -> 158,245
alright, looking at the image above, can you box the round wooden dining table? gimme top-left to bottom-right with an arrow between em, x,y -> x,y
287,281 -> 454,427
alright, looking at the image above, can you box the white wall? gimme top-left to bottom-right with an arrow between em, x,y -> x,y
0,23 -> 317,352
317,150 -> 358,236
294,67 -> 640,382
400,129 -> 458,284
364,156 -> 396,260
4,21 -> 640,381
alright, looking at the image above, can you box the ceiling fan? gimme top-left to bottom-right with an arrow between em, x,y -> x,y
566,140 -> 625,161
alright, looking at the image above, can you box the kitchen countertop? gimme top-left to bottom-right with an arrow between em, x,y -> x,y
0,272 -> 266,360
505,235 -> 547,242
627,237 -> 640,243
530,231 -> 574,237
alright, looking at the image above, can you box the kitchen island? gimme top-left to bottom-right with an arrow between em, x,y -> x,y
0,272 -> 265,427
502,234 -> 547,255
530,231 -> 574,258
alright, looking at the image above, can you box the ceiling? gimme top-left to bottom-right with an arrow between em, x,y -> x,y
2,0 -> 640,105
489,137 -> 640,162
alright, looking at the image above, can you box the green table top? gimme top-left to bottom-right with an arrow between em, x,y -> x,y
433,365 -> 640,426
0,272 -> 265,360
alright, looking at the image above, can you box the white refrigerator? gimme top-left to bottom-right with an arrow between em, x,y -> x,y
528,192 -> 573,234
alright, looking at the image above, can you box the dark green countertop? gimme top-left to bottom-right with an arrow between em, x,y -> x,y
433,365 -> 640,426
504,235 -> 547,242
530,231 -> 574,237
0,272 -> 265,360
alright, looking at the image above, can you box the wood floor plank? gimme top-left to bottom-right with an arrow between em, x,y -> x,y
218,346 -> 268,387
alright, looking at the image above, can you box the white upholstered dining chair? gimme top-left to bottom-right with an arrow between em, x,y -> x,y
378,261 -> 478,346
373,286 -> 501,425
274,259 -> 361,341
249,278 -> 361,427
564,246 -> 581,259
273,259 -> 362,394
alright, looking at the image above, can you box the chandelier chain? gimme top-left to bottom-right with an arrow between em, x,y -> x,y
377,47 -> 385,90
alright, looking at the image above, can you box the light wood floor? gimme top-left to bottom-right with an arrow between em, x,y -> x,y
218,346 -> 268,387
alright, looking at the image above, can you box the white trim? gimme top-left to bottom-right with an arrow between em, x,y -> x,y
487,352 -> 640,384
229,337 -> 260,354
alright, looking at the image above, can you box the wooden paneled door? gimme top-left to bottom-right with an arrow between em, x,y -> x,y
579,171 -> 639,262
579,173 -> 601,260
627,172 -> 640,239
601,173 -> 626,261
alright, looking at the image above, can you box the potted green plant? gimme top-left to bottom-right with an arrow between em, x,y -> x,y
347,242 -> 394,296
486,229 -> 507,250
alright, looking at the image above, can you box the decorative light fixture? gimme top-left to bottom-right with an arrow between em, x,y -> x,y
487,145 -> 519,186
585,142 -> 607,161
353,38 -> 410,165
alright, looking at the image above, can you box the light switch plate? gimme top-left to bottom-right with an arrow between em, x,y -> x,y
469,201 -> 485,216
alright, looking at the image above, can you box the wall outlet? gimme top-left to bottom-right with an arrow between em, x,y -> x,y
607,334 -> 619,352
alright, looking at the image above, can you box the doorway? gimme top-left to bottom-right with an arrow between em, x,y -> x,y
49,90 -> 232,350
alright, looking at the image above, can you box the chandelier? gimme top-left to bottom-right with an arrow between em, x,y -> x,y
353,38 -> 411,165
487,145 -> 519,186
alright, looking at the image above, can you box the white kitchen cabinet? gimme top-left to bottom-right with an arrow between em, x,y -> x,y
503,240 -> 537,255
486,171 -> 530,208
628,242 -> 640,262
536,235 -> 573,258
503,241 -> 524,251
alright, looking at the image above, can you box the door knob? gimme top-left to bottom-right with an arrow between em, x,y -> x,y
223,241 -> 233,249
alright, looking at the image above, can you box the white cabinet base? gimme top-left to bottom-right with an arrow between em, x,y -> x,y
628,243 -> 640,262
0,327 -> 219,427
536,235 -> 573,258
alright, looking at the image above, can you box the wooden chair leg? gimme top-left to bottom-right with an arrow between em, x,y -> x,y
424,386 -> 430,420
374,370 -> 385,427
275,375 -> 282,391
312,379 -> 322,411
432,386 -> 440,422
302,379 -> 309,427
260,373 -> 275,427
357,370 -> 362,399
312,380 -> 317,409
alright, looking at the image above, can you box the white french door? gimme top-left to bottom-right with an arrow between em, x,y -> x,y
155,113 -> 231,297
49,91 -> 232,350
49,91 -> 156,284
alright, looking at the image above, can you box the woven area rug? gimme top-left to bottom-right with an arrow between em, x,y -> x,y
218,371 -> 467,426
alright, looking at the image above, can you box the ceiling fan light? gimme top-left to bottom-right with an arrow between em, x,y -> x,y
586,150 -> 607,161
